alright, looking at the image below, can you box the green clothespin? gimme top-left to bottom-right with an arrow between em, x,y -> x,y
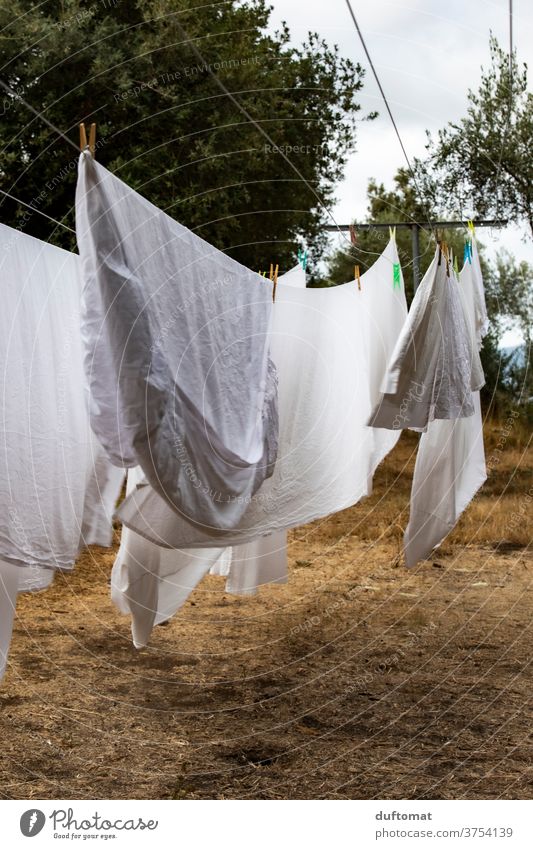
393,262 -> 401,290
297,248 -> 308,271
454,255 -> 459,277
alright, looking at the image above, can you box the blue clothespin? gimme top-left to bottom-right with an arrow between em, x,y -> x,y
297,248 -> 308,271
463,240 -> 472,264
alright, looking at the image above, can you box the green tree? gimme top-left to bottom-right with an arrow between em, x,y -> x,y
0,0 -> 374,270
417,37 -> 532,235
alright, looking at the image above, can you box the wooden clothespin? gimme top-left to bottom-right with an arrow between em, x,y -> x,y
355,265 -> 361,291
79,122 -> 96,157
441,241 -> 450,275
272,264 -> 279,302
349,224 -> 357,246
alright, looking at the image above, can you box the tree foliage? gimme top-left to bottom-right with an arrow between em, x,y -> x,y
417,37 -> 532,235
0,0 -> 374,269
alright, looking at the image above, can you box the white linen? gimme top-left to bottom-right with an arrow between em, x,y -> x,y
111,239 -> 406,645
0,224 -> 124,680
76,152 -> 278,532
117,238 -> 407,549
278,264 -> 306,288
358,239 -> 408,480
369,248 -> 482,432
404,253 -> 488,567
226,531 -> 288,596
0,223 -> 123,571
0,561 -> 19,680
470,237 -> 489,348
111,467 -> 228,648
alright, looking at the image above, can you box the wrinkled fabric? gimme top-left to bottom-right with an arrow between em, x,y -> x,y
369,248 -> 482,432
0,224 -> 123,571
358,240 -> 408,481
226,531 -> 287,596
0,561 -> 19,680
0,224 -> 124,680
404,253 -> 488,567
111,467 -> 228,648
111,239 -> 407,645
0,561 -> 55,679
117,238 -> 407,549
470,237 -> 489,348
112,475 -> 286,646
76,152 -> 278,532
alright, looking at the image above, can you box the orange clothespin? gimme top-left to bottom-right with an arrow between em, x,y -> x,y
79,122 -> 96,157
355,265 -> 361,291
441,241 -> 450,275
272,264 -> 279,302
349,224 -> 357,246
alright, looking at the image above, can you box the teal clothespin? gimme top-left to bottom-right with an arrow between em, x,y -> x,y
297,248 -> 308,271
393,262 -> 401,290
463,240 -> 472,264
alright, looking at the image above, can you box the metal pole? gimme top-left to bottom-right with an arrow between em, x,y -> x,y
411,223 -> 420,292
324,219 -> 507,232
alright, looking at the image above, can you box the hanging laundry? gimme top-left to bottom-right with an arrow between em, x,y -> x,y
403,249 -> 488,567
112,239 -> 407,647
0,224 -> 124,680
278,264 -> 307,288
111,466 -> 229,648
368,246 -> 483,432
76,152 -> 279,533
225,531 -> 287,596
358,238 -> 408,483
469,236 -> 489,349
116,238 -> 407,550
111,470 -> 286,646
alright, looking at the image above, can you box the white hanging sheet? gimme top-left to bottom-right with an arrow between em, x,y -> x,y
0,224 -> 124,680
0,561 -> 20,681
0,223 -> 123,570
226,531 -> 288,596
117,238 -> 407,549
404,252 -> 488,567
278,264 -> 306,288
111,467 -> 228,648
76,152 -> 279,533
369,248 -> 482,432
470,237 -> 489,348
111,239 -> 407,646
112,509 -> 286,647
358,240 -> 408,481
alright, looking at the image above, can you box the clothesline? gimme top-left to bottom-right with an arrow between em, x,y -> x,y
0,188 -> 75,234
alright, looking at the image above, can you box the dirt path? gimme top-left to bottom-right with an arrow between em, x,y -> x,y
0,430 -> 531,799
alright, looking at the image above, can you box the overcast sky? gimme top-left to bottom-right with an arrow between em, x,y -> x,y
267,1 -> 531,344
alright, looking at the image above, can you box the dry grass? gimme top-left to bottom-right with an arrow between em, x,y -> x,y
0,418 -> 531,800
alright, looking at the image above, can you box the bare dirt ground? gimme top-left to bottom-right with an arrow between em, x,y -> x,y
0,423 -> 531,800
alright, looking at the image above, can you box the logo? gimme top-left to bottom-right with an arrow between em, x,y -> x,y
20,810 -> 46,837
